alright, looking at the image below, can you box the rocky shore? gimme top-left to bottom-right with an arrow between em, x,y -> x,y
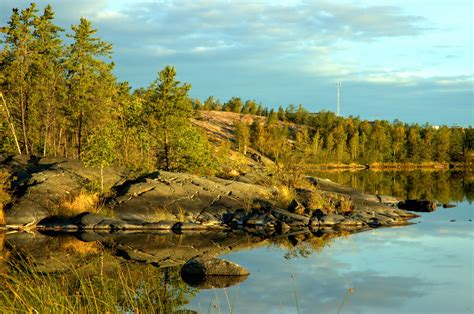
1,155 -> 420,234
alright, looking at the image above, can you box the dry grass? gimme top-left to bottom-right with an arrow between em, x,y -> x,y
306,190 -> 328,210
322,193 -> 354,214
153,206 -> 176,221
273,184 -> 296,209
0,169 -> 11,225
62,192 -> 99,216
60,238 -> 100,255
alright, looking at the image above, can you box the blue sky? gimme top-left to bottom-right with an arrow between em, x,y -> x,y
1,0 -> 473,126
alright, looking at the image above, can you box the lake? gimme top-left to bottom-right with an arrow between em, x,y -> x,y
189,170 -> 473,313
1,170 -> 473,313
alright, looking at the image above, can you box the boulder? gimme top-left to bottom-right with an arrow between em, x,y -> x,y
377,194 -> 401,206
4,157 -> 125,226
113,171 -> 272,222
442,203 -> 456,208
398,199 -> 437,212
70,212 -> 143,230
142,220 -> 178,230
271,208 -> 310,226
287,199 -> 305,215
181,257 -> 249,277
318,213 -> 345,226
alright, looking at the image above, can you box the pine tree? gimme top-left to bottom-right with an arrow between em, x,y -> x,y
65,17 -> 115,158
30,5 -> 65,156
145,66 -> 216,173
234,121 -> 250,155
0,4 -> 39,154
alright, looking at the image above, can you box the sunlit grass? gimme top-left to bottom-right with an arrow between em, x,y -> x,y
0,247 -> 195,313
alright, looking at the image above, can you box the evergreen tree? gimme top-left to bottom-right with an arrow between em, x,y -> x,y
0,4 -> 39,154
203,96 -> 214,110
65,17 -> 116,158
277,105 -> 286,121
30,5 -> 65,156
234,121 -> 250,155
145,66 -> 216,173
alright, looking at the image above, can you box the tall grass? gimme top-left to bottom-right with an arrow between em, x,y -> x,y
0,169 -> 11,226
0,247 -> 195,313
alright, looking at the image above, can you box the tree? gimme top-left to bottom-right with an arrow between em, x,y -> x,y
406,125 -> 422,162
267,109 -> 278,125
203,96 -> 214,110
250,120 -> 265,150
145,66 -> 216,174
277,105 -> 286,121
0,4 -> 39,154
348,131 -> 359,161
30,4 -> 65,156
433,127 -> 450,162
83,127 -> 116,193
310,129 -> 323,162
295,104 -> 308,125
168,126 -> 218,175
65,17 -> 115,158
234,121 -> 250,155
145,66 -> 192,170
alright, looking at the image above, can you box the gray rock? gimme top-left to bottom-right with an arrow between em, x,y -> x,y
442,203 -> 456,208
398,199 -> 437,212
287,199 -> 305,215
172,222 -> 209,231
318,213 -> 345,226
143,220 -> 178,230
377,194 -> 401,205
338,218 -> 364,226
181,257 -> 249,277
271,208 -> 310,225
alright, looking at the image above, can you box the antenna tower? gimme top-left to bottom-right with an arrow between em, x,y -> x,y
336,81 -> 341,116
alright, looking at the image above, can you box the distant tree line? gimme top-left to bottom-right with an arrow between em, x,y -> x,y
196,97 -> 474,166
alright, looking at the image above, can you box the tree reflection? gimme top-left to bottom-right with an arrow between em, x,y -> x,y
312,170 -> 473,204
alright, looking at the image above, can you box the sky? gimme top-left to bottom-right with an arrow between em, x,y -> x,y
1,0 -> 473,126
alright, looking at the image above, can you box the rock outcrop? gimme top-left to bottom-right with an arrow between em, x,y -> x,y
1,157 -> 419,235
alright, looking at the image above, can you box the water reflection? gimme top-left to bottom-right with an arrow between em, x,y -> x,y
1,170 -> 472,313
311,169 -> 474,204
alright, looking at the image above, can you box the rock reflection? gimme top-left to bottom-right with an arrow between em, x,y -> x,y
0,227 -> 356,311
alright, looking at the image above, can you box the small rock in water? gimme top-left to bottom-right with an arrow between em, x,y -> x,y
181,257 -> 249,277
450,219 -> 456,222
181,257 -> 250,289
442,203 -> 456,208
398,199 -> 436,212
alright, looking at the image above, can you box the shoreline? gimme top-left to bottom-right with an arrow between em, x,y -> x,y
1,156 -> 420,234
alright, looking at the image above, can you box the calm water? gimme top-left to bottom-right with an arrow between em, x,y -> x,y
189,170 -> 474,314
1,170 -> 473,313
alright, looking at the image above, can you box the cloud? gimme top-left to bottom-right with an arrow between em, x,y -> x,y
1,1 -> 471,125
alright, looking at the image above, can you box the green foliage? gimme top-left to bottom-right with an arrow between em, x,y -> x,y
82,127 -> 117,192
234,121 -> 250,155
143,66 -> 217,175
164,125 -> 218,175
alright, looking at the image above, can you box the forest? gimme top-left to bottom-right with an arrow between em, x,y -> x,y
1,3 -> 473,178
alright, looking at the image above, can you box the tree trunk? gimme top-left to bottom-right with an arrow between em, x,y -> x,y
0,93 -> 22,155
77,111 -> 83,159
163,129 -> 170,171
100,163 -> 104,194
20,85 -> 30,155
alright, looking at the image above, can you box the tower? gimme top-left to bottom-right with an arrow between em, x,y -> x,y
336,81 -> 341,116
